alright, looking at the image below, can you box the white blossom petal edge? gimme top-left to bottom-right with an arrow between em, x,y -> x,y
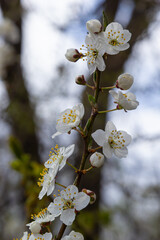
21,232 -> 52,240
62,230 -> 84,240
92,121 -> 132,158
109,90 -> 139,111
48,185 -> 90,225
52,103 -> 84,139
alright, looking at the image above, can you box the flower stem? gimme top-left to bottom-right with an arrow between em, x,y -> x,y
66,161 -> 78,171
86,83 -> 95,90
101,85 -> 116,90
85,166 -> 93,172
98,108 -> 118,114
56,69 -> 101,240
55,182 -> 67,189
89,146 -> 102,153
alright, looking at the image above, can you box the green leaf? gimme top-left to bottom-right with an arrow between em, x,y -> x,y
102,11 -> 109,30
88,94 -> 96,106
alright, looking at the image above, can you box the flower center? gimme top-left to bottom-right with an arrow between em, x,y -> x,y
37,168 -> 48,187
63,199 -> 74,210
108,130 -> 125,149
80,44 -> 99,64
58,109 -> 77,124
109,39 -> 120,46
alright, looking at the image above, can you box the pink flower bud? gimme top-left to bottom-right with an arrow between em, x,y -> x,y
65,48 -> 83,62
90,152 -> 104,168
86,19 -> 102,34
116,73 -> 134,90
82,189 -> 96,204
75,75 -> 86,85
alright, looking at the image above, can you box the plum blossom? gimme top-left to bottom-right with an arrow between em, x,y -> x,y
52,103 -> 84,139
27,208 -> 55,233
20,232 -> 52,240
89,152 -> 104,168
83,34 -> 106,74
62,231 -> 84,240
86,19 -> 102,34
116,73 -> 134,90
109,90 -> 139,111
103,22 -> 131,55
44,144 -> 75,171
38,168 -> 56,199
92,121 -> 132,158
65,49 -> 83,62
48,185 -> 90,225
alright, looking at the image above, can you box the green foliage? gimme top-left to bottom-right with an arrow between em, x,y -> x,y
102,11 -> 109,30
9,136 -> 49,218
88,94 -> 96,106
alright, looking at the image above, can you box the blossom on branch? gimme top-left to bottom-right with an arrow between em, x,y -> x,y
38,168 -> 56,199
48,185 -> 90,225
27,208 -> 55,233
86,19 -> 102,34
62,231 -> 84,240
109,90 -> 139,111
52,103 -> 84,139
21,232 -> 52,240
103,22 -> 131,55
92,121 -> 132,158
116,73 -> 134,90
89,152 -> 104,168
44,144 -> 75,170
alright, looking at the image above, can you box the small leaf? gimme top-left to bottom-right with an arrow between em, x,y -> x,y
102,11 -> 109,30
88,94 -> 96,106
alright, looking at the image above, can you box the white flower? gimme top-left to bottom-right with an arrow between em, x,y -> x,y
48,185 -> 90,226
92,121 -> 132,158
86,19 -> 102,34
0,18 -> 19,43
44,144 -> 75,171
21,232 -> 52,240
109,90 -> 139,111
90,152 -> 104,168
65,48 -> 83,62
116,73 -> 134,90
38,168 -> 57,199
62,231 -> 84,240
52,103 -> 84,139
27,208 -> 55,233
26,221 -> 41,234
103,22 -> 131,55
84,34 -> 106,74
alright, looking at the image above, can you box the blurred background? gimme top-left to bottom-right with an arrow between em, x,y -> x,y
0,0 -> 160,239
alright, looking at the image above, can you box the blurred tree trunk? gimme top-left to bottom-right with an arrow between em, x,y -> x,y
77,0 -> 159,239
0,0 -> 40,162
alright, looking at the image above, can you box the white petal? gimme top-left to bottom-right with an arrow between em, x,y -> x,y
114,43 -> 130,51
48,199 -> 63,216
96,55 -> 106,72
105,22 -> 123,33
103,142 -> 113,158
38,187 -> 47,200
69,231 -> 84,240
105,121 -> 117,134
60,209 -> 76,226
61,185 -> 78,200
74,103 -> 85,119
109,90 -> 118,101
114,147 -> 128,158
73,192 -> 90,211
91,129 -> 106,146
87,61 -> 97,75
51,131 -> 62,139
118,131 -> 132,146
105,43 -> 119,55
47,179 -> 55,196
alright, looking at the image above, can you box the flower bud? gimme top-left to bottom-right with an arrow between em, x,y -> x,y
28,221 -> 41,234
82,189 -> 96,204
75,75 -> 86,85
90,152 -> 104,168
65,48 -> 83,62
86,19 -> 102,34
116,73 -> 134,90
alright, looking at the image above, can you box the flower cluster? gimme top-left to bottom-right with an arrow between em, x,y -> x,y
15,17 -> 139,240
65,20 -> 131,74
